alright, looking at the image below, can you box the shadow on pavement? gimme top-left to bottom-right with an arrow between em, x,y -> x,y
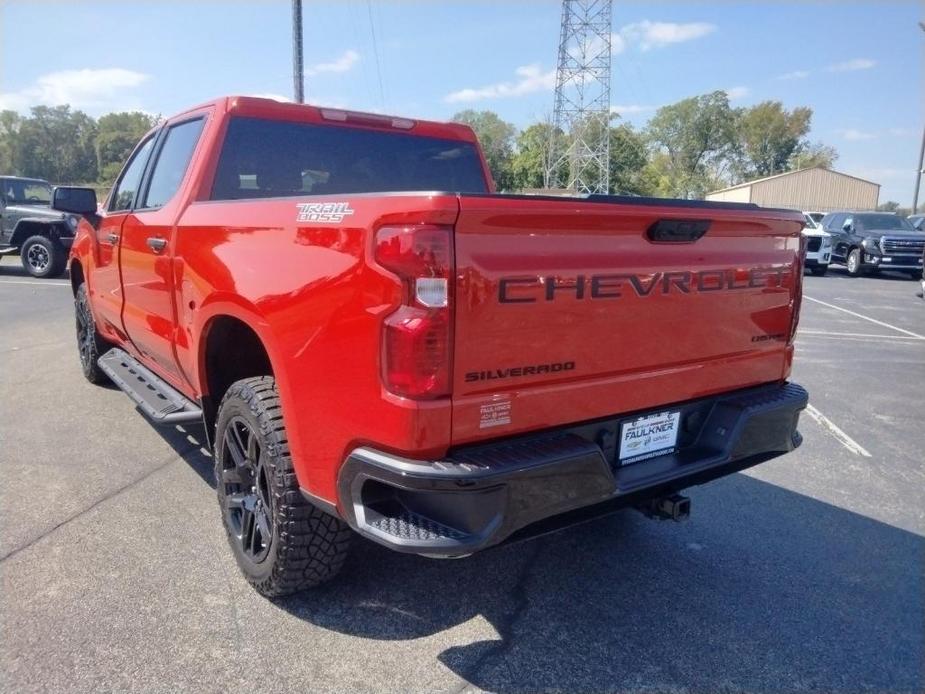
152,419 -> 922,692
272,474 -> 922,693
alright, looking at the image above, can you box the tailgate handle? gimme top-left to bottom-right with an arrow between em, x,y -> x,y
647,219 -> 710,243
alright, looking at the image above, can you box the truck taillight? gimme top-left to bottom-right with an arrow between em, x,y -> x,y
375,225 -> 454,399
789,235 -> 806,343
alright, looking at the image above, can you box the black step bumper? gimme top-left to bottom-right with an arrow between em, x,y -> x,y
337,382 -> 808,557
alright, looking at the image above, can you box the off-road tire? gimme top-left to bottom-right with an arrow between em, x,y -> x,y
21,235 -> 66,278
75,283 -> 110,384
846,248 -> 863,277
215,376 -> 351,597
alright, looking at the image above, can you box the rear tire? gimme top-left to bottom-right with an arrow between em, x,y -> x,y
20,235 -> 65,278
846,248 -> 863,276
74,283 -> 110,384
215,376 -> 351,597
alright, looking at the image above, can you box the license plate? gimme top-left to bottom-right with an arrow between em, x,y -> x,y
619,410 -> 681,465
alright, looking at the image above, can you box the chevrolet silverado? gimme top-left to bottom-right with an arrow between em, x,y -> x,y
61,97 -> 808,596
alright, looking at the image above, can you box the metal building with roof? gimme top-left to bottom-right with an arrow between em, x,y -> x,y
706,167 -> 880,211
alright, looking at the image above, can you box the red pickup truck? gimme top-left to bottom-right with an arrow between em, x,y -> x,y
59,96 -> 808,597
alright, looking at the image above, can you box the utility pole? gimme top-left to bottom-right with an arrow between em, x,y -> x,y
292,0 -> 304,103
914,21 -> 925,212
550,0 -> 613,194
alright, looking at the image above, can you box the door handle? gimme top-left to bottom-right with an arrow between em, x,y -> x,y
147,237 -> 167,253
106,233 -> 119,244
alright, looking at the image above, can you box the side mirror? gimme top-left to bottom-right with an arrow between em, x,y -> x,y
52,186 -> 97,215
842,221 -> 853,233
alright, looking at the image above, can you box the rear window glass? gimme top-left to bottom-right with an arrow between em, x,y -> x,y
211,116 -> 488,200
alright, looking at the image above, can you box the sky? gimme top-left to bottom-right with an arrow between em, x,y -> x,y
1,1 -> 922,204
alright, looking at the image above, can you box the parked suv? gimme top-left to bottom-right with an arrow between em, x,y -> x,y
821,211 -> 925,278
802,212 -> 831,275
0,176 -> 82,277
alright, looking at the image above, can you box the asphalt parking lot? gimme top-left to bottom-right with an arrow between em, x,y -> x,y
1,260 -> 922,694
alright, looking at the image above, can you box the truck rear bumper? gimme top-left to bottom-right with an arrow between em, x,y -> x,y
337,381 -> 808,557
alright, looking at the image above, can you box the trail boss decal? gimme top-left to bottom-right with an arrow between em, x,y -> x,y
296,202 -> 355,223
498,266 -> 789,303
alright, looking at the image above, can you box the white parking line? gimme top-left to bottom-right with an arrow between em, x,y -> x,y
0,280 -> 69,287
804,404 -> 872,457
799,329 -> 924,341
803,296 -> 925,339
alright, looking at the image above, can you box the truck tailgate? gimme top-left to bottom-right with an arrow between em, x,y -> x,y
451,195 -> 805,445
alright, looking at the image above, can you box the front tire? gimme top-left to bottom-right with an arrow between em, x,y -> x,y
75,283 -> 110,384
21,235 -> 65,278
810,265 -> 828,277
215,376 -> 351,597
846,248 -> 863,276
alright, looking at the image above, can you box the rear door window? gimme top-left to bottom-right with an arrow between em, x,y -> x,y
109,136 -> 156,212
210,116 -> 489,200
141,118 -> 205,209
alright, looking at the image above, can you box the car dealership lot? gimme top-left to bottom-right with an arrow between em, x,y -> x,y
1,264 -> 922,693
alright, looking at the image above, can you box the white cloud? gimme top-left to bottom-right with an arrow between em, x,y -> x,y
444,64 -> 556,103
305,49 -> 360,77
837,128 -> 877,141
611,104 -> 657,115
777,70 -> 810,80
836,127 -> 915,141
826,58 -> 876,72
726,86 -> 750,100
611,33 -> 627,54
0,68 -> 149,113
619,21 -> 716,51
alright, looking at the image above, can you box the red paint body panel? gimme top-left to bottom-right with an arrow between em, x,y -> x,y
451,196 -> 804,444
70,96 -> 805,510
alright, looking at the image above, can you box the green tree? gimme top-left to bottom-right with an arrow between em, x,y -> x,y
645,91 -> 738,198
0,110 -> 22,173
789,141 -> 838,170
451,110 -> 517,191
512,121 -> 567,190
14,105 -> 98,183
96,111 -> 157,184
736,101 -> 812,178
609,122 -> 652,196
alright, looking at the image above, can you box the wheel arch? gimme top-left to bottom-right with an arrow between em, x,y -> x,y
10,219 -> 66,247
69,258 -> 85,296
198,313 -> 276,436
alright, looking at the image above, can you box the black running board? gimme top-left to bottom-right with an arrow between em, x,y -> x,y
98,348 -> 202,424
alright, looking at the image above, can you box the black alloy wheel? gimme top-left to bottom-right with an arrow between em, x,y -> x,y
220,416 -> 274,565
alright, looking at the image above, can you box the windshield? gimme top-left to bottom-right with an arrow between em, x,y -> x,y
211,117 -> 489,200
803,214 -> 819,229
1,179 -> 52,205
855,214 -> 915,232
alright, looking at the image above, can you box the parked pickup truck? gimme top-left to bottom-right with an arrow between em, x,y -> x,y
62,97 -> 808,596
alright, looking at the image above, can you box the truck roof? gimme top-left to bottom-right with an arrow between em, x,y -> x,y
170,95 -> 480,145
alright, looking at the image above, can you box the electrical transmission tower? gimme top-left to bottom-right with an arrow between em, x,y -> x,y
550,0 -> 613,193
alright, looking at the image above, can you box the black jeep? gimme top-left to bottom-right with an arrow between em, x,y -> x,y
0,176 -> 82,278
821,211 -> 925,278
